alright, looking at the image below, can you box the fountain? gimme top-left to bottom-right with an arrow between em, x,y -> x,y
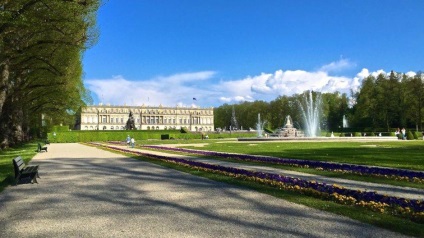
238,91 -> 396,141
256,113 -> 266,137
299,91 -> 321,137
230,106 -> 239,130
343,115 -> 349,128
272,115 -> 304,137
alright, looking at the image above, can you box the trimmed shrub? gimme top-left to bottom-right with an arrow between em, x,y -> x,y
180,127 -> 189,133
407,131 -> 414,140
161,134 -> 170,140
413,131 -> 419,140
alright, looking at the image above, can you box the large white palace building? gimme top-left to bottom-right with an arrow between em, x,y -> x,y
79,104 -> 214,131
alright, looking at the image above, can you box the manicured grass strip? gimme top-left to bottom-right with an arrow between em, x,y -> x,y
0,142 -> 39,192
137,145 -> 424,190
92,143 -> 424,237
186,141 -> 424,171
143,145 -> 424,183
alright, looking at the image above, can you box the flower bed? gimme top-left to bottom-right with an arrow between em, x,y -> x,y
96,143 -> 423,222
142,145 -> 424,183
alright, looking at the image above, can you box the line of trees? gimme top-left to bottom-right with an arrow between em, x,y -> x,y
0,0 -> 100,148
214,71 -> 424,133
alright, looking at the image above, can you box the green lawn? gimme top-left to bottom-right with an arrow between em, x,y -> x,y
0,142 -> 39,192
178,141 -> 424,171
139,140 -> 424,189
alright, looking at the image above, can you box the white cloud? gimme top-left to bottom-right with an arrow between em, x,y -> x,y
158,71 -> 216,84
406,71 -> 416,77
319,58 -> 356,73
219,97 -> 232,103
371,69 -> 387,77
351,69 -> 369,93
85,71 -> 217,107
85,62 -> 418,107
250,69 -> 351,96
356,68 -> 370,78
350,69 -> 393,93
213,76 -> 258,104
250,73 -> 273,94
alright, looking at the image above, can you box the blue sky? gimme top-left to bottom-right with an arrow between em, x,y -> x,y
83,0 -> 424,107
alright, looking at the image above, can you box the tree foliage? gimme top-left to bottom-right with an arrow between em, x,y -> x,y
214,72 -> 424,133
0,0 -> 100,147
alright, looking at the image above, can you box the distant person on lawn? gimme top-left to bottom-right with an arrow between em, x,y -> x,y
395,128 -> 400,139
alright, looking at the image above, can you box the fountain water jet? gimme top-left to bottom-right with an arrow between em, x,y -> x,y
299,91 -> 322,137
256,113 -> 266,137
343,115 -> 349,128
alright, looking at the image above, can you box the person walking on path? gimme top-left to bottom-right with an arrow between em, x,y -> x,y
395,128 -> 400,139
130,137 -> 135,148
401,128 -> 406,140
126,135 -> 131,147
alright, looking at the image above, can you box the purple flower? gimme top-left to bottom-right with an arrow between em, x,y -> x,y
97,143 -> 424,214
142,145 -> 424,181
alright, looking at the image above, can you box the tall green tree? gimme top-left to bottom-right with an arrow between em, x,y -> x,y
213,103 -> 232,129
321,92 -> 349,131
352,75 -> 378,128
404,73 -> 424,130
0,0 -> 100,147
269,95 -> 292,129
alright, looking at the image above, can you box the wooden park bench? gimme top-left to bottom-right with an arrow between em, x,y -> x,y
38,143 -> 47,152
12,156 -> 39,184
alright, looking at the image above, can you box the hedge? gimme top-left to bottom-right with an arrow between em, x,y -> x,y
47,130 -> 257,143
50,125 -> 70,132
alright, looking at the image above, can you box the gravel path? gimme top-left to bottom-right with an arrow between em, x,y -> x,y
0,143 -> 410,237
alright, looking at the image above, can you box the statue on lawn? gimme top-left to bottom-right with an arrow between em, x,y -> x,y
125,111 -> 136,130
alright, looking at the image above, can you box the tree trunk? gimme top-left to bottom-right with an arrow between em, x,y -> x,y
0,97 -> 26,148
0,60 -> 9,117
0,97 -> 12,149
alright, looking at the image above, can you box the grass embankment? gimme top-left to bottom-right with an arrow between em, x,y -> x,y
0,142 -> 39,192
98,145 -> 424,237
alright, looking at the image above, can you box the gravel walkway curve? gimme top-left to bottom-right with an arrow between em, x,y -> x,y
0,143 -> 410,237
